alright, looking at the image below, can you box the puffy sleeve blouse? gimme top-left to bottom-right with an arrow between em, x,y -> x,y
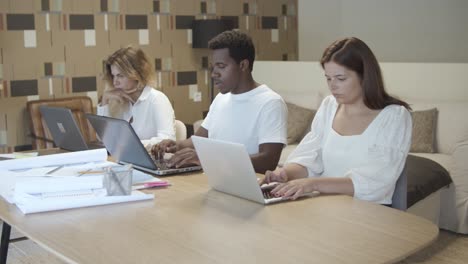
285,95 -> 412,204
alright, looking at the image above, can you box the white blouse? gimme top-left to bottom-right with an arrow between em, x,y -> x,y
97,86 -> 176,147
285,95 -> 412,204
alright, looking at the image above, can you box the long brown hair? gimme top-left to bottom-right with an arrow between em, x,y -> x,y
320,37 -> 410,110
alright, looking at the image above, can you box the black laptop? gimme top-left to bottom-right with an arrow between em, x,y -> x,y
39,106 -> 104,151
86,114 -> 202,176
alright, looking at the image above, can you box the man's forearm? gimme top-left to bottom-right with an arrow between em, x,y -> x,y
177,138 -> 195,150
250,153 -> 280,174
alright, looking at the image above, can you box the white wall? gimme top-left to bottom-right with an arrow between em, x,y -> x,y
298,0 -> 468,62
253,61 -> 328,109
253,61 -> 468,104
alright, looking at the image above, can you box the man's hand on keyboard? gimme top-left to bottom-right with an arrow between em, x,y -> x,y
151,139 -> 178,160
167,148 -> 201,168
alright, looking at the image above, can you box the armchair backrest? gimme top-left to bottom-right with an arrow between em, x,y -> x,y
174,120 -> 187,141
26,96 -> 96,149
193,119 -> 203,134
391,167 -> 407,211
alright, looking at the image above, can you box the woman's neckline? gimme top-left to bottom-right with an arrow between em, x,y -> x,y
330,103 -> 385,137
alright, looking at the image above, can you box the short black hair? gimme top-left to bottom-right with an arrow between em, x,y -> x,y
208,30 -> 255,72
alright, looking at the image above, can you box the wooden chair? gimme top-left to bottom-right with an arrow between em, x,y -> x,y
26,96 -> 97,149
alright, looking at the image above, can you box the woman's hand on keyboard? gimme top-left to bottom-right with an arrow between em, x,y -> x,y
270,178 -> 315,200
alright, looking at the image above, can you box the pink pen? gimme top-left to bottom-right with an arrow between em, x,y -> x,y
143,181 -> 170,188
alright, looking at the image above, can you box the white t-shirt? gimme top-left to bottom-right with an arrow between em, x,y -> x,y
286,95 -> 412,204
202,84 -> 287,155
97,86 -> 176,147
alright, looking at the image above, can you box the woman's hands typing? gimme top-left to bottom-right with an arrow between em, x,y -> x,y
261,164 -> 314,200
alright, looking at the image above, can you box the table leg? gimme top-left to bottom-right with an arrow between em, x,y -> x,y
0,222 -> 11,264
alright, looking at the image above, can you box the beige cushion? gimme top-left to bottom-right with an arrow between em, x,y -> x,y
286,103 -> 316,144
411,108 -> 438,153
409,101 -> 468,154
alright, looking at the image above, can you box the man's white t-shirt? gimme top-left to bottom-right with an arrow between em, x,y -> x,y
97,86 -> 175,147
202,84 -> 287,154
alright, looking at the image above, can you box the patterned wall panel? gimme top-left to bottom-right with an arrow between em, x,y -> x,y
0,0 -> 298,153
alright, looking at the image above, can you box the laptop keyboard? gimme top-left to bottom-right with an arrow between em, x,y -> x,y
262,188 -> 275,199
154,159 -> 169,170
261,183 -> 282,200
150,153 -> 169,170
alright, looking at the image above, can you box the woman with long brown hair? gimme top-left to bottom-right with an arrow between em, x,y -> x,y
263,37 -> 412,205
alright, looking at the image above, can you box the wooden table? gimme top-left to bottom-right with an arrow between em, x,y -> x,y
0,172 -> 438,264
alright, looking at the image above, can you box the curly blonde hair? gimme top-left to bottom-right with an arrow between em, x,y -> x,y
104,46 -> 156,89
103,46 -> 156,117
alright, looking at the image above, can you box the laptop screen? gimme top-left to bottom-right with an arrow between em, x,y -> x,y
86,114 -> 157,170
39,106 -> 89,151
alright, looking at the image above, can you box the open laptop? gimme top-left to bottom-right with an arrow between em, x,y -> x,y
192,136 -> 287,204
86,114 -> 202,176
39,106 -> 104,151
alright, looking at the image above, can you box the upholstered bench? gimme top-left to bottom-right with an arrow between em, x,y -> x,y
406,155 -> 452,207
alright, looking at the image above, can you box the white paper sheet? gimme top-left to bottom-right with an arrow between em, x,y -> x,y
15,190 -> 153,214
0,149 -> 107,203
15,176 -> 104,194
13,176 -> 153,214
17,161 -> 116,177
1,151 -> 160,211
0,169 -> 19,203
0,154 -> 15,159
0,152 -> 38,159
0,148 -> 107,171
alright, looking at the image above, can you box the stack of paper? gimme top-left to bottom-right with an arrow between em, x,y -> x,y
0,148 -> 108,171
0,149 -> 155,214
14,176 -> 153,214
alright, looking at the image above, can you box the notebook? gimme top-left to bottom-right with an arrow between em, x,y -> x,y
86,114 -> 202,176
39,106 -> 104,151
192,136 -> 287,204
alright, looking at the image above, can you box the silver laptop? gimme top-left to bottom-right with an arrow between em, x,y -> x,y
192,136 -> 287,204
39,106 -> 104,151
86,114 -> 202,176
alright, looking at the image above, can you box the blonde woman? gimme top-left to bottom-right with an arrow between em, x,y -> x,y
98,46 -> 175,147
